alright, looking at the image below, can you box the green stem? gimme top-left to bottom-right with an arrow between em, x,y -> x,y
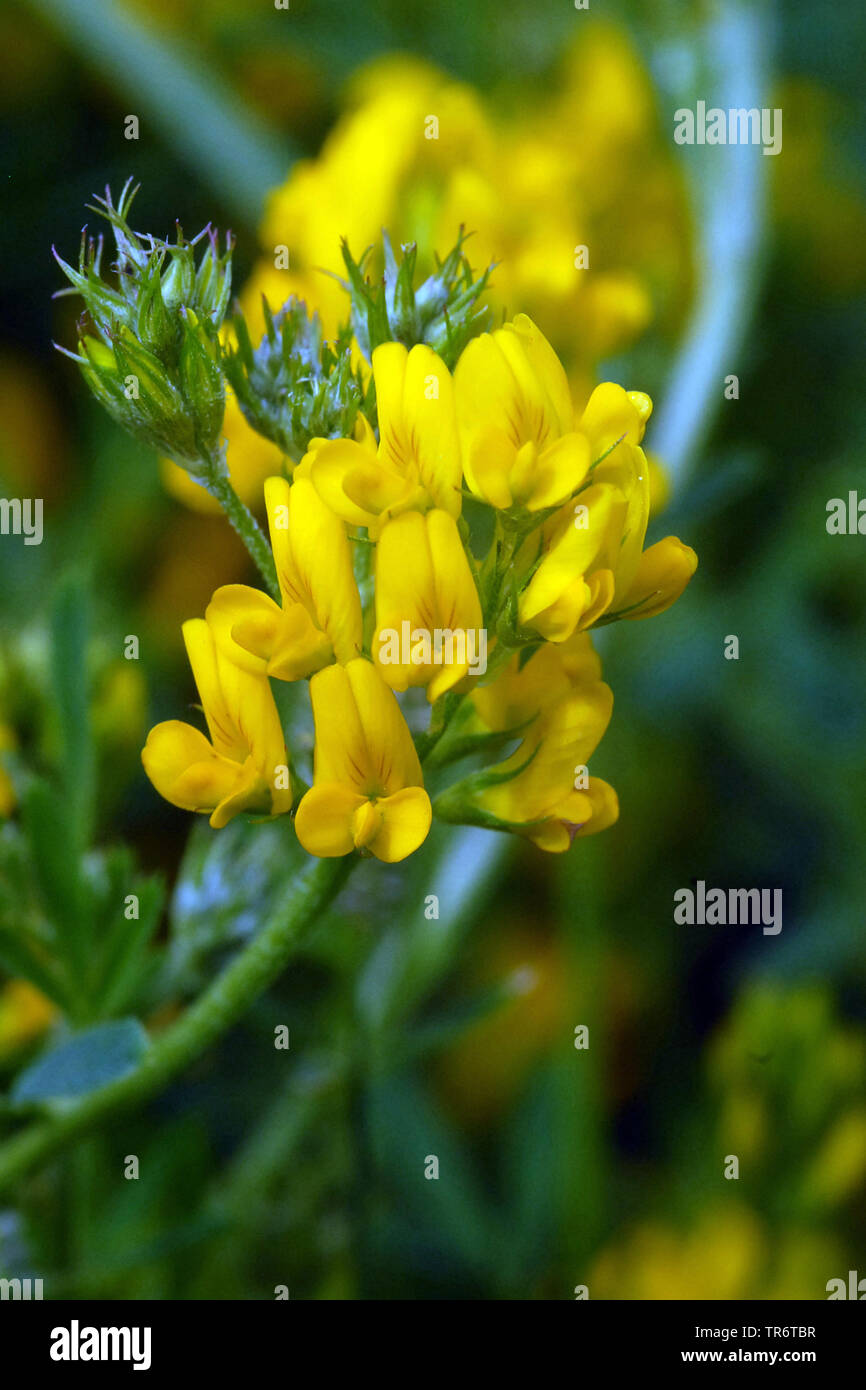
0,855 -> 352,1196
201,466 -> 280,600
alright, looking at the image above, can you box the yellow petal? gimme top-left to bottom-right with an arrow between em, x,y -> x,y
368,786 -> 432,862
518,484 -> 622,633
206,585 -> 283,674
266,475 -> 363,664
294,782 -> 367,857
577,569 -> 616,630
467,429 -> 519,507
309,438 -> 383,527
573,777 -> 620,837
618,537 -> 698,619
182,619 -> 248,761
579,382 -> 645,455
374,342 -> 462,515
345,658 -> 424,791
268,603 -> 334,682
526,791 -> 595,853
141,721 -> 241,814
309,658 -> 423,795
501,314 -> 574,437
374,510 -> 483,697
526,432 -> 591,510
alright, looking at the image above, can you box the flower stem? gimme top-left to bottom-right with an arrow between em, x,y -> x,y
200,460 -> 280,600
0,854 -> 352,1195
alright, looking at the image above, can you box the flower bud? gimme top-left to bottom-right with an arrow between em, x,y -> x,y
54,180 -> 233,475
341,229 -> 495,369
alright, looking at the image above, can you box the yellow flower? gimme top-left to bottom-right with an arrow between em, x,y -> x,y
250,34 -> 690,366
0,980 -> 56,1055
206,475 -> 362,681
373,509 -> 484,703
453,314 -> 592,511
295,659 -> 432,862
517,382 -> 696,638
141,618 -> 292,828
443,634 -> 618,852
590,1205 -> 764,1301
304,342 -> 462,532
255,58 -> 492,342
616,536 -> 698,620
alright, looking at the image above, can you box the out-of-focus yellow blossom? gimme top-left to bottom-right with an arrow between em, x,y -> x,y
373,510 -> 483,703
709,984 -> 866,1215
141,618 -> 292,828
161,389 -> 286,513
144,511 -> 252,638
249,58 -> 492,347
207,475 -> 362,680
0,355 -> 67,500
454,315 -> 591,512
92,663 -> 147,751
295,659 -> 431,862
0,979 -> 56,1055
465,634 -> 618,851
436,925 -> 570,1129
802,1110 -> 866,1211
302,343 -> 461,532
251,32 -> 689,362
0,722 -> 16,818
589,1205 -> 817,1301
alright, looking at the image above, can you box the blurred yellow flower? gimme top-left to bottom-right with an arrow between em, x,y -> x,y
436,925 -> 570,1129
0,979 -> 56,1055
251,28 -> 690,363
590,1206 -> 758,1300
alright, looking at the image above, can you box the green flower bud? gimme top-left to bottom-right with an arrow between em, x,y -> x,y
54,182 -> 235,474
341,229 -> 495,370
223,297 -> 368,462
178,311 -> 226,460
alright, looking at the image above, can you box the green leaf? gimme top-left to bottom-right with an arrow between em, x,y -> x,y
11,1019 -> 149,1106
22,778 -> 87,935
365,1074 -> 504,1280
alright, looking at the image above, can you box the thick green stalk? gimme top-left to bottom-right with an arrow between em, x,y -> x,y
0,855 -> 352,1195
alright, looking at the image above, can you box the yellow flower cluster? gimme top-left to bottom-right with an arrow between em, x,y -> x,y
142,315 -> 696,861
167,28 -> 690,510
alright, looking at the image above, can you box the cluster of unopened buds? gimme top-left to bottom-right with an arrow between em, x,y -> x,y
58,188 -> 697,863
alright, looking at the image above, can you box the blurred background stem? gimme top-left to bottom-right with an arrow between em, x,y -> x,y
22,0 -> 290,223
648,0 -> 772,485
